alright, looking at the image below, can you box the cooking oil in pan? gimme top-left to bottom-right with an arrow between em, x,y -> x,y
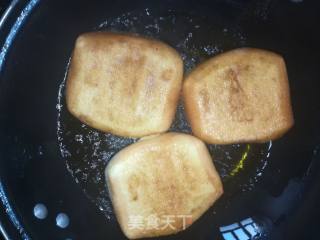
57,9 -> 271,220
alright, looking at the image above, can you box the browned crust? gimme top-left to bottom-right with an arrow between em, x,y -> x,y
183,48 -> 294,144
66,32 -> 183,137
105,165 -> 131,238
105,133 -> 223,239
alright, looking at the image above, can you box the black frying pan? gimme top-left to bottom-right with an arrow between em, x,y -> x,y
1,0 -> 320,239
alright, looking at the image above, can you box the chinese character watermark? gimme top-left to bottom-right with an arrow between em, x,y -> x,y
128,215 -> 144,230
128,214 -> 193,230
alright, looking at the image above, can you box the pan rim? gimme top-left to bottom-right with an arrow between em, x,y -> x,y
0,1 -> 320,240
0,0 -> 40,239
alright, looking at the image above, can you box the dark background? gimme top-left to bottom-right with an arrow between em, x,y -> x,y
0,5 -> 8,233
0,0 -> 10,16
1,0 -> 8,237
1,1 -> 320,240
0,6 -> 9,240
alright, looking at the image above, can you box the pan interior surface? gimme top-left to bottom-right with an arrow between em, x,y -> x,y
57,8 -> 271,221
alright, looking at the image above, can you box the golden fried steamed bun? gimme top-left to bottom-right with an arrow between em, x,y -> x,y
105,133 -> 223,239
183,48 -> 294,144
66,32 -> 183,137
